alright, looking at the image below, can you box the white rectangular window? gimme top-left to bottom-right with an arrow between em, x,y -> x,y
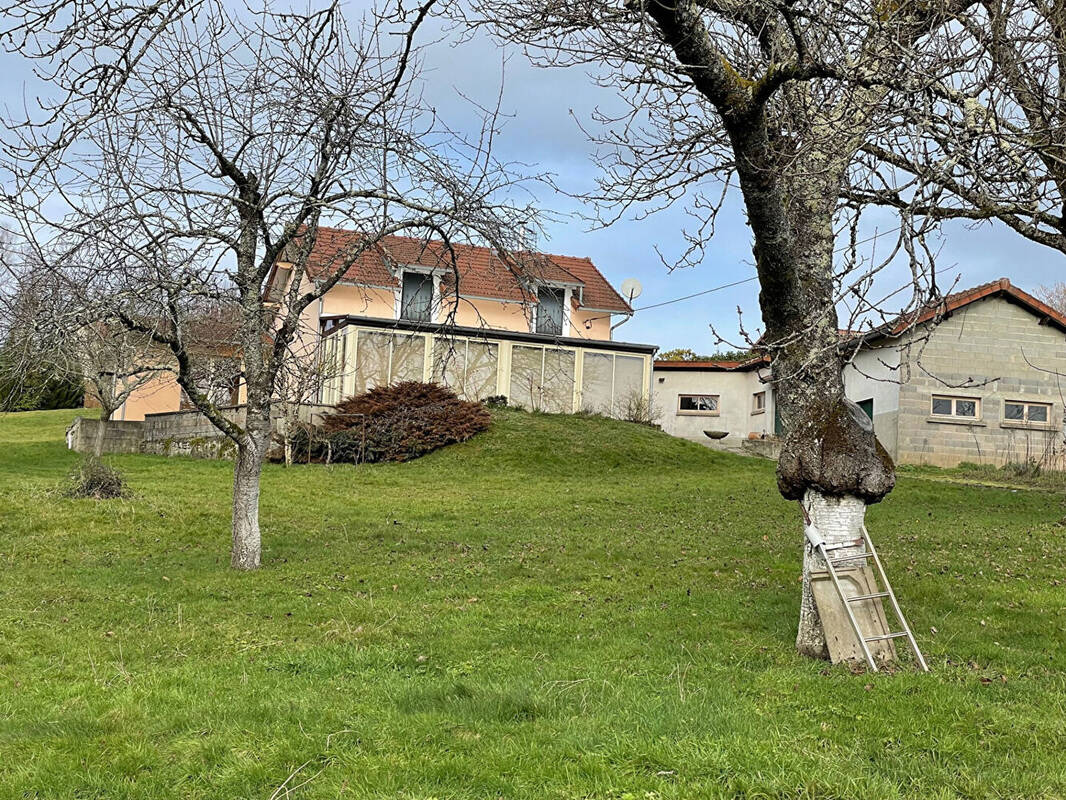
400,271 -> 434,323
931,395 -> 980,419
1004,400 -> 1051,423
678,394 -> 719,415
752,391 -> 766,413
536,287 -> 565,335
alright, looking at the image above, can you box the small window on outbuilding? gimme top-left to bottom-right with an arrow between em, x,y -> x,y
1004,400 -> 1051,423
931,394 -> 980,419
752,391 -> 766,414
678,394 -> 719,415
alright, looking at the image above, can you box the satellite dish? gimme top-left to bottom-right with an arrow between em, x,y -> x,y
621,278 -> 643,302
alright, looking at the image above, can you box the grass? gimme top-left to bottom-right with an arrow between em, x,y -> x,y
1,408 -> 1065,799
901,460 -> 1066,493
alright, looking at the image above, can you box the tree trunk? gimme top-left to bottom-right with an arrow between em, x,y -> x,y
93,407 -> 114,458
796,489 -> 869,658
231,411 -> 270,570
728,141 -> 895,659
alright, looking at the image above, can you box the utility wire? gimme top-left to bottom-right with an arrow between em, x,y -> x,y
620,222 -> 907,315
601,222 -> 908,322
630,275 -> 758,312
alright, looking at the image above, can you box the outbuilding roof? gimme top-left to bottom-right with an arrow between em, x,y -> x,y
653,356 -> 769,371
891,277 -> 1066,334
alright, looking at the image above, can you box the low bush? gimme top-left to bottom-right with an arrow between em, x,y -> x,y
65,457 -> 125,499
295,382 -> 491,464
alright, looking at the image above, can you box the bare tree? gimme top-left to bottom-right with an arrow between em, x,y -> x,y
274,341 -> 338,468
1,1 -> 536,569
849,1 -> 1066,256
1036,283 -> 1066,315
457,0 -> 980,660
69,325 -> 167,456
0,248 -> 164,439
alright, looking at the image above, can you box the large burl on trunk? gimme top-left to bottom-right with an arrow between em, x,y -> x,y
777,396 -> 895,504
777,394 -> 897,659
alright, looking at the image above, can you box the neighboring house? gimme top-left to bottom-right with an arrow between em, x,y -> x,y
654,279 -> 1066,469
82,317 -> 244,422
107,229 -> 656,419
274,230 -> 657,416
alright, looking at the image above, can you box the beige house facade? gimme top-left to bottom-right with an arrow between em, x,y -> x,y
654,279 -> 1066,469
104,229 -> 655,419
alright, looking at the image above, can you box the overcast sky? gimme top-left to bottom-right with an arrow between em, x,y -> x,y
412,22 -> 1062,351
1,7 -> 1060,352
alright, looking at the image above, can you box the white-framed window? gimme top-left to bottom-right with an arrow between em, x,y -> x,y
1004,399 -> 1051,424
931,394 -> 980,420
535,286 -> 567,336
678,394 -> 719,415
399,270 -> 435,323
752,391 -> 766,414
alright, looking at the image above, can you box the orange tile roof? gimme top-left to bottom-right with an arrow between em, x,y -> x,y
291,228 -> 632,313
885,277 -> 1066,336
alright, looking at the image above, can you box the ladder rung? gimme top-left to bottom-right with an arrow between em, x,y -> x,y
865,632 -> 909,642
823,538 -> 864,552
828,553 -> 870,565
846,591 -> 889,602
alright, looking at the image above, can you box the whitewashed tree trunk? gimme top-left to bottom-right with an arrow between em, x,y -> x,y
796,489 -> 869,659
230,415 -> 269,570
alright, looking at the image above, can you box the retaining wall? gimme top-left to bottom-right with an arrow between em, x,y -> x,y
66,405 -> 333,459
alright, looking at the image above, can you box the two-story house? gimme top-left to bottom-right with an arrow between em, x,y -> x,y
106,229 -> 657,420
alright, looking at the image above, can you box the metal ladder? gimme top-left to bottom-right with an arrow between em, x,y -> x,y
804,518 -> 929,673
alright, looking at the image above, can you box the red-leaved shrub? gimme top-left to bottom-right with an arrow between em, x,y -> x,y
305,381 -> 490,463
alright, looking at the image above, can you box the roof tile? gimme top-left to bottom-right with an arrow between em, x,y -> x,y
296,228 -> 632,313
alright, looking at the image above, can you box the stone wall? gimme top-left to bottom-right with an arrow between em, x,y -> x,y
895,298 -> 1066,469
140,407 -> 246,459
66,418 -> 145,455
741,437 -> 782,460
66,405 -> 334,459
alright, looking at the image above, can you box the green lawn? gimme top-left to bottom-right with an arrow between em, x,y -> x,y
1,409 -> 1064,799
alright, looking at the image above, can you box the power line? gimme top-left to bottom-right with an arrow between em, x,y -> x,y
617,222 -> 906,316
631,275 -> 758,312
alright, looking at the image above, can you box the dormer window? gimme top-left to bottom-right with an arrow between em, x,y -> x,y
400,270 -> 434,323
536,286 -> 565,335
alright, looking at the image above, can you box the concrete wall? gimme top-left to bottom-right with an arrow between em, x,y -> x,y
844,346 -> 902,459
66,417 -> 145,454
895,297 -> 1066,468
653,367 -> 774,451
139,407 -> 247,459
68,407 -> 247,459
69,405 -> 339,459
